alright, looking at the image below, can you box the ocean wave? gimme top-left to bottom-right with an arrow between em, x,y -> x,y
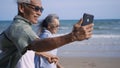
93,35 -> 120,38
59,26 -> 120,30
94,26 -> 120,30
55,34 -> 120,38
59,27 -> 70,30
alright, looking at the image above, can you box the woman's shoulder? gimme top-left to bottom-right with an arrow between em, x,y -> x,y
39,30 -> 52,39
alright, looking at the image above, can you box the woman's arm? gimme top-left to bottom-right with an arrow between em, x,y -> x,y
35,52 -> 59,63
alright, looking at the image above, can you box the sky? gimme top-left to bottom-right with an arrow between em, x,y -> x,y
0,0 -> 120,20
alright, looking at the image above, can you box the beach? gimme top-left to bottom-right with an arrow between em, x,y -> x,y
57,35 -> 120,68
59,57 -> 120,68
0,19 -> 120,68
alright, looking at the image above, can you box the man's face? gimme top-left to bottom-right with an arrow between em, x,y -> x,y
22,0 -> 43,24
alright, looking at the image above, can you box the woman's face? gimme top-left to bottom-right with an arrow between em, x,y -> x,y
48,19 -> 60,34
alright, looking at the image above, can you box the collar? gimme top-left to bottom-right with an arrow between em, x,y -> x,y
43,29 -> 52,34
13,15 -> 32,25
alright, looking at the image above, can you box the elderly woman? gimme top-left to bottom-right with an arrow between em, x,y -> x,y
35,14 -> 63,68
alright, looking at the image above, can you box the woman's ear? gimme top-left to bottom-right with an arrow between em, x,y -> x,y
47,25 -> 51,29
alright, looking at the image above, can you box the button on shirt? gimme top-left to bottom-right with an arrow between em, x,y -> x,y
0,15 -> 39,68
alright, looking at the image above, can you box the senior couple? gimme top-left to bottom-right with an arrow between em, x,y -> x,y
0,0 -> 94,68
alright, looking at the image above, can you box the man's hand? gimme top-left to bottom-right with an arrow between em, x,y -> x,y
71,19 -> 94,41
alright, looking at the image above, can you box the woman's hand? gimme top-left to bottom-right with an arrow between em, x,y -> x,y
35,52 -> 59,64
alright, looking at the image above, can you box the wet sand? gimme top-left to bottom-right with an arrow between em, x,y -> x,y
59,57 -> 120,68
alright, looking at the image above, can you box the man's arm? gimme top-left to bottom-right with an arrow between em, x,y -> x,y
27,19 -> 93,52
28,33 -> 73,52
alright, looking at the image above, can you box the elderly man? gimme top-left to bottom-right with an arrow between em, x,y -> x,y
0,0 -> 93,68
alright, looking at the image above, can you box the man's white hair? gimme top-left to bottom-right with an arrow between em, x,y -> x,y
17,0 -> 31,3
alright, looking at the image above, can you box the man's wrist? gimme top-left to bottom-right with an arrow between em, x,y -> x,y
67,32 -> 76,42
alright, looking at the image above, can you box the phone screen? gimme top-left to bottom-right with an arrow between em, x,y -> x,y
81,13 -> 94,26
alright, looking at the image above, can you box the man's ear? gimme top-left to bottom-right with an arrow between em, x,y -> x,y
18,4 -> 25,14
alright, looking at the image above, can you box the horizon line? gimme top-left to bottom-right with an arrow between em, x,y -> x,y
0,18 -> 120,21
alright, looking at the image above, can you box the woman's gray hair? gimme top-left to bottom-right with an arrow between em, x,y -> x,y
17,0 -> 31,3
38,14 -> 59,34
40,14 -> 59,28
45,14 -> 59,23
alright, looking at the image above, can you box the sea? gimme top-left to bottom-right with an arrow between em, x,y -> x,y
0,19 -> 120,58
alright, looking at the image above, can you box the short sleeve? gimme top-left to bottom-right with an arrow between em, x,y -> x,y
10,23 -> 39,55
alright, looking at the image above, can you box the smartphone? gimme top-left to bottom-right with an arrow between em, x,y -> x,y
81,13 -> 94,26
